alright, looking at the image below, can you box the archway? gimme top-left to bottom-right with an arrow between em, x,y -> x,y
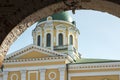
0,0 -> 120,67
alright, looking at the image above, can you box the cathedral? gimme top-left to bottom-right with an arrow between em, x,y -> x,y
0,11 -> 120,80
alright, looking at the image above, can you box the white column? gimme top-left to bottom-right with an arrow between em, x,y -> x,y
59,67 -> 66,80
51,31 -> 53,50
39,69 -> 46,80
20,70 -> 26,80
3,71 -> 8,80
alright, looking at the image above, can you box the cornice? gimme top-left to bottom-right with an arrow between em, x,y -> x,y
37,20 -> 75,27
69,62 -> 120,70
4,56 -> 67,64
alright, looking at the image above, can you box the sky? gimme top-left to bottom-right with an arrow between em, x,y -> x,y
7,10 -> 120,60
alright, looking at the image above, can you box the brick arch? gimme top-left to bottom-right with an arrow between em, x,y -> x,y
0,0 -> 120,66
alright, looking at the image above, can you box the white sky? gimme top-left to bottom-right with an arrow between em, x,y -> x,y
7,10 -> 120,60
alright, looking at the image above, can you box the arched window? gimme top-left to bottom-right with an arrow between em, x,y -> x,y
59,33 -> 63,46
37,35 -> 41,46
70,35 -> 73,45
46,33 -> 51,47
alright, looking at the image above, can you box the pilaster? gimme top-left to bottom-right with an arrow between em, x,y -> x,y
39,69 -> 46,80
3,71 -> 8,80
59,67 -> 66,80
20,70 -> 26,80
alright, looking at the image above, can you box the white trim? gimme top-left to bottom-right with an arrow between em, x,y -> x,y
59,67 -> 66,80
11,74 -> 18,80
37,32 -> 42,47
37,20 -> 75,27
33,26 -> 42,46
69,62 -> 120,70
20,70 -> 26,80
4,57 -> 66,64
39,69 -> 46,80
3,71 -> 8,80
4,64 -> 66,71
68,71 -> 120,80
44,31 -> 53,50
28,71 -> 38,80
56,25 -> 66,46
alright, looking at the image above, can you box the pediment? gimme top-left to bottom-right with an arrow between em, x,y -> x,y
16,51 -> 51,59
5,45 -> 63,60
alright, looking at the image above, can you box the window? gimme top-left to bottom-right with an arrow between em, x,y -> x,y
70,35 -> 73,45
37,35 -> 41,46
46,33 -> 51,47
58,33 -> 63,46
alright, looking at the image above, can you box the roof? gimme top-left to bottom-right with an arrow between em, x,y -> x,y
74,58 -> 120,64
37,11 -> 73,25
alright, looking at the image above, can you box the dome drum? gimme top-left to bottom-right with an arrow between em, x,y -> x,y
32,12 -> 81,60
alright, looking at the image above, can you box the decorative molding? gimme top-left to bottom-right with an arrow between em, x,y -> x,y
56,24 -> 67,46
59,67 -> 66,71
44,32 -> 52,48
5,44 -> 63,60
34,26 -> 42,32
43,17 -> 53,30
39,68 -> 46,72
37,20 -> 74,28
48,72 -> 56,80
11,73 -> 18,80
20,70 -> 26,74
56,24 -> 66,30
47,16 -> 53,21
28,71 -> 38,80
4,56 -> 67,64
69,62 -> 120,70
33,26 -> 43,46
4,64 -> 66,72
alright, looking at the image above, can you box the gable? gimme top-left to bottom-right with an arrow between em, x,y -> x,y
17,51 -> 50,59
6,45 -> 63,60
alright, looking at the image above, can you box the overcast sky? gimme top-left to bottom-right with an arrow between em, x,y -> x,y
7,10 -> 120,60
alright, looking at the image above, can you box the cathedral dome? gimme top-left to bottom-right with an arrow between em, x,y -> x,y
37,11 -> 73,25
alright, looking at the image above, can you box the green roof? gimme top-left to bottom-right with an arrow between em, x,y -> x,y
74,58 -> 120,64
37,11 -> 73,25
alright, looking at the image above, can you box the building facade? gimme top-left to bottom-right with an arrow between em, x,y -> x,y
0,12 -> 120,80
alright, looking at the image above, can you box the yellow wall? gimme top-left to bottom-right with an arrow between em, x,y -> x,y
71,75 -> 119,80
45,69 -> 60,80
8,71 -> 21,80
17,51 -> 49,59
